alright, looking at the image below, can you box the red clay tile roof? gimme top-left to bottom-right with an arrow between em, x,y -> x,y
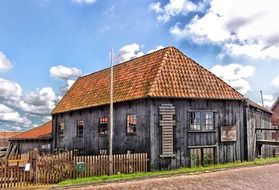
9,121 -> 52,140
52,46 -> 244,114
0,131 -> 21,139
0,132 -> 21,148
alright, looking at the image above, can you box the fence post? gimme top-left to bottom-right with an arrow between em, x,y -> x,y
109,155 -> 113,175
31,149 -> 38,184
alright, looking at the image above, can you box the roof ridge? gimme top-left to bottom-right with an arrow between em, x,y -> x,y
147,47 -> 171,96
81,46 -> 173,79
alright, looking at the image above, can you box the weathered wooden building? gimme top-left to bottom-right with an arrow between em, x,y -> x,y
271,97 -> 279,127
0,131 -> 20,158
51,46 -> 272,170
8,121 -> 52,156
0,131 -> 20,150
271,97 -> 279,140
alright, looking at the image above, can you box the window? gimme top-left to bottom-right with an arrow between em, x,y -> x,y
203,148 -> 215,166
77,120 -> 84,137
99,117 -> 108,135
99,149 -> 107,155
126,149 -> 134,154
58,122 -> 65,137
73,148 -> 85,156
190,148 -> 215,167
190,149 -> 201,166
127,114 -> 137,134
41,144 -> 51,150
189,111 -> 214,131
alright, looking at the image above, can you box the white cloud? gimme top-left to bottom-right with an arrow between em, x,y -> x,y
0,76 -> 56,130
116,43 -> 144,63
149,0 -> 198,22
169,23 -> 188,39
226,43 -> 279,59
170,13 -> 232,42
170,0 -> 279,59
66,79 -> 75,90
0,78 -> 22,100
60,79 -> 76,93
0,104 -> 31,124
0,104 -> 13,113
72,0 -> 96,4
210,64 -> 255,94
49,65 -> 81,80
147,46 -> 165,54
272,75 -> 279,87
0,78 -> 34,130
19,87 -> 58,115
42,116 -> 52,123
116,44 -> 166,63
1,85 -> 58,124
149,2 -> 163,13
11,126 -> 22,131
0,52 -> 12,72
263,94 -> 276,108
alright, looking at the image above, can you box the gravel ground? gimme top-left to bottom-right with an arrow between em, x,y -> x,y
58,164 -> 279,190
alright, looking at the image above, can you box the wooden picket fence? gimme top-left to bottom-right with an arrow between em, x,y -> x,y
0,151 -> 148,188
0,152 -> 33,188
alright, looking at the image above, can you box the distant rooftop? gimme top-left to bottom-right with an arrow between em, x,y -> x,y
0,131 -> 21,148
9,121 -> 52,141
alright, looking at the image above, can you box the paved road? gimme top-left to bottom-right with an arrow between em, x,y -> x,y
63,164 -> 279,190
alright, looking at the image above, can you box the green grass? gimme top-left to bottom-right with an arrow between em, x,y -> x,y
58,156 -> 279,186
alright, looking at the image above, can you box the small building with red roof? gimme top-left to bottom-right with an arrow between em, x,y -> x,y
0,131 -> 21,150
7,121 -> 52,156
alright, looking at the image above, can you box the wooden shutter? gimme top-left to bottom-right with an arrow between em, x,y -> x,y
159,104 -> 176,158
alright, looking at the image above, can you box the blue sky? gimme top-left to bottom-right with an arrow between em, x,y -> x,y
0,0 -> 279,131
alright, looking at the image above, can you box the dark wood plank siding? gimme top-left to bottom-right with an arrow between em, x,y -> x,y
11,139 -> 51,154
246,106 -> 272,160
52,97 -> 272,171
52,99 -> 151,156
149,99 -> 246,170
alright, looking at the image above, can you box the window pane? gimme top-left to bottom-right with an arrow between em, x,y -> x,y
203,148 -> 214,166
73,148 -> 85,156
58,122 -> 65,136
127,149 -> 134,154
99,149 -> 107,155
189,111 -> 214,131
77,120 -> 84,137
99,117 -> 108,135
190,149 -> 201,167
190,113 -> 201,130
127,114 -> 137,134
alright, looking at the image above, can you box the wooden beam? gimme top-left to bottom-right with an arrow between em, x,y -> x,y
188,145 -> 217,149
256,128 -> 279,131
256,140 -> 279,145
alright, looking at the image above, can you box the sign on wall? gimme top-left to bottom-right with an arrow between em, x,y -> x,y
221,126 -> 237,142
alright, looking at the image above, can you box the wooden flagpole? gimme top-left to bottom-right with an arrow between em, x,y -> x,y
109,48 -> 114,175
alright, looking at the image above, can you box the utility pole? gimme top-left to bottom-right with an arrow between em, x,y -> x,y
260,90 -> 264,107
109,48 -> 114,175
